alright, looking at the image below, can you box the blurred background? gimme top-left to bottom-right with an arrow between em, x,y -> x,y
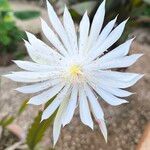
0,0 -> 150,150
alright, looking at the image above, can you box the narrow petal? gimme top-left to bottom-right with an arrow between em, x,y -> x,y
95,70 -> 141,82
28,83 -> 65,105
99,38 -> 134,62
84,84 -> 107,141
93,87 -> 128,106
97,54 -> 143,69
15,79 -> 61,93
13,60 -> 61,72
87,19 -> 128,61
97,119 -> 107,142
87,0 -> 106,50
24,40 -> 56,65
99,19 -> 128,52
79,88 -> 93,129
79,11 -> 90,56
41,84 -> 71,120
63,6 -> 78,54
98,85 -> 133,97
89,54 -> 143,70
41,18 -> 68,56
26,32 -> 62,61
46,1 -> 72,52
91,16 -> 118,51
4,71 -> 56,83
93,74 -> 143,88
53,115 -> 61,147
53,94 -> 69,146
62,85 -> 78,126
84,84 -> 104,119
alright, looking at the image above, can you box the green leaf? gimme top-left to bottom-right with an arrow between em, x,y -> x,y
0,34 -> 11,45
0,116 -> 14,127
132,0 -> 142,6
26,110 -> 57,150
14,10 -> 40,20
0,99 -> 29,128
70,1 -> 98,15
143,6 -> 150,16
17,99 -> 29,116
26,96 -> 57,150
0,0 -> 10,11
131,4 -> 150,17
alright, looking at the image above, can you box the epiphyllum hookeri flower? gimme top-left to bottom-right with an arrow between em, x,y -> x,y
4,0 -> 143,145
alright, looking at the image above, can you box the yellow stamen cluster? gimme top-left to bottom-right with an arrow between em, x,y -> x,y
70,65 -> 82,77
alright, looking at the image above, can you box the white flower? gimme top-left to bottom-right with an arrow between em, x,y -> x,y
4,0 -> 143,145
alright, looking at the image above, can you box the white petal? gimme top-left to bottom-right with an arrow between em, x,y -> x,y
4,71 -> 56,83
99,85 -> 133,97
46,1 -> 72,52
93,87 -> 128,106
41,84 -> 71,120
15,79 -> 61,93
95,70 -> 141,82
79,88 -> 93,129
24,40 -> 55,65
91,16 -> 118,51
26,32 -> 62,61
100,19 -> 128,51
87,0 -> 106,50
13,60 -> 61,72
99,38 -> 134,62
62,85 -> 78,126
41,18 -> 68,56
63,6 -> 78,54
53,115 -> 61,146
87,19 -> 128,61
97,119 -> 107,142
84,84 -> 104,119
84,84 -> 107,141
88,54 -> 143,70
93,74 -> 143,88
97,54 -> 143,69
79,11 -> 90,56
53,94 -> 69,146
28,83 -> 65,105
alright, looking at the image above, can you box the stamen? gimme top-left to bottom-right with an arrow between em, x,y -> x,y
70,65 -> 82,76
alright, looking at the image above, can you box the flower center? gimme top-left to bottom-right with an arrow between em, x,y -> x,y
69,65 -> 82,77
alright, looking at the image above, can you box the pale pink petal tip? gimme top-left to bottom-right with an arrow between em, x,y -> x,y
97,119 -> 108,143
